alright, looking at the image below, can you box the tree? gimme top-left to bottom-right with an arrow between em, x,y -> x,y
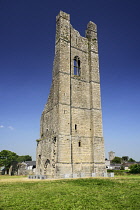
111,156 -> 122,164
17,155 -> 32,162
128,158 -> 136,162
0,150 -> 32,174
0,150 -> 18,173
120,165 -> 124,170
129,164 -> 140,174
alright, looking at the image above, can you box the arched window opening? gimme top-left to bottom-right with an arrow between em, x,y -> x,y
78,141 -> 81,147
46,159 -> 50,164
44,159 -> 50,168
74,56 -> 80,76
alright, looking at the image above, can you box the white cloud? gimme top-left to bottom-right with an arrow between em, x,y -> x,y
8,126 -> 14,130
0,125 -> 15,130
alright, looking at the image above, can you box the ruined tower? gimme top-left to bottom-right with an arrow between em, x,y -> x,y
108,151 -> 115,161
36,11 -> 106,178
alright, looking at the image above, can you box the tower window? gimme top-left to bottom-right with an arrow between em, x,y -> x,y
75,124 -> 77,131
53,137 -> 56,143
74,56 -> 80,76
78,141 -> 81,147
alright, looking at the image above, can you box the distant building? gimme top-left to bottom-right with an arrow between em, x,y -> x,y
25,161 -> 36,171
122,162 -> 140,170
108,151 -> 115,160
106,163 -> 121,170
0,166 -> 5,175
17,161 -> 36,175
105,160 -> 111,168
106,151 -> 140,170
122,156 -> 129,162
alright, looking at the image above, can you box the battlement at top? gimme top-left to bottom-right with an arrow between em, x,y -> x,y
56,11 -> 97,40
56,11 -> 70,21
87,21 -> 97,32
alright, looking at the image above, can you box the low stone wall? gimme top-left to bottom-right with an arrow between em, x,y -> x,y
28,175 -> 47,179
28,172 -> 114,179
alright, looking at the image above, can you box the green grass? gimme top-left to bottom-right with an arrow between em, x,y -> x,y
0,176 -> 140,210
0,175 -> 26,179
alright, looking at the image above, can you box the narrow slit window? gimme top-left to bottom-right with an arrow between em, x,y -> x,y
75,124 -> 77,131
53,137 -> 56,142
78,141 -> 81,147
74,56 -> 80,76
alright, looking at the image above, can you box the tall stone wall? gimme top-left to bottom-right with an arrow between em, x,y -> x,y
36,11 -> 106,178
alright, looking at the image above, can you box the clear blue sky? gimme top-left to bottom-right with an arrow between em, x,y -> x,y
0,0 -> 140,161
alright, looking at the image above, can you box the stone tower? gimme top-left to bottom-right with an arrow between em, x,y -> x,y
108,151 -> 115,161
36,11 -> 106,178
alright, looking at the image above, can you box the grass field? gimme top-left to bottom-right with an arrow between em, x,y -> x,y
0,175 -> 140,210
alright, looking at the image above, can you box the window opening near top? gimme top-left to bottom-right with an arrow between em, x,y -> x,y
74,56 -> 80,76
78,141 -> 81,147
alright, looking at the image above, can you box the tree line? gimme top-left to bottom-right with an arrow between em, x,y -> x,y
0,150 -> 32,173
110,156 -> 140,174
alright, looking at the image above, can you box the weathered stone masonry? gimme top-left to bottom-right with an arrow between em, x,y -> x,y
36,11 -> 106,178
